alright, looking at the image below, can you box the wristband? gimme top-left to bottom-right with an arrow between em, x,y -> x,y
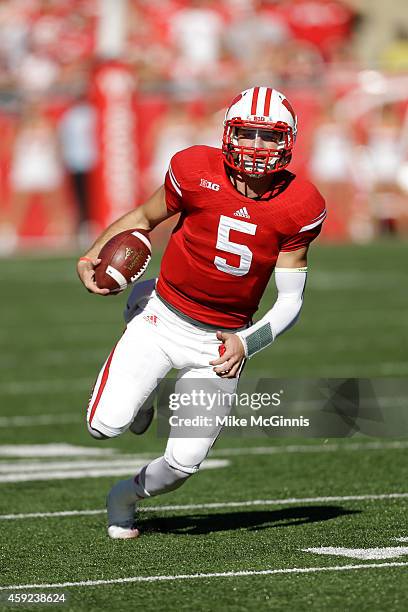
78,256 -> 93,264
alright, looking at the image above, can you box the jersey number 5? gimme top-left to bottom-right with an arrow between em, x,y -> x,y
214,215 -> 257,277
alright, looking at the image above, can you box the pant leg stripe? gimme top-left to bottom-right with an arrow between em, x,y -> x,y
88,343 -> 117,426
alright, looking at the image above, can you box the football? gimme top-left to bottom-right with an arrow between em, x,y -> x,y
95,229 -> 151,293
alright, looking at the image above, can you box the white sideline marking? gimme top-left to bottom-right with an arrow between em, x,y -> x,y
0,509 -> 105,520
0,466 -> 148,483
0,444 -> 117,457
0,459 -> 155,473
0,348 -> 106,369
1,492 -> 408,521
0,414 -> 81,427
0,378 -> 90,395
2,362 -> 408,394
304,546 -> 408,560
0,440 -> 407,459
212,441 -> 408,456
0,459 -> 229,483
0,562 -> 407,591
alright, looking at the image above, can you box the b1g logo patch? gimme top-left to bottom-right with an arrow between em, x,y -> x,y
200,178 -> 220,191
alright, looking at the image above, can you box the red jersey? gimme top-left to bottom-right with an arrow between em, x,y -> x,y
156,146 -> 326,328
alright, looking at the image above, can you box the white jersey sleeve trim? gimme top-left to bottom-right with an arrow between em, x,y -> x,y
299,210 -> 327,233
169,164 -> 182,197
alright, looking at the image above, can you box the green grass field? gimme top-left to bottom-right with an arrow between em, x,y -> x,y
0,241 -> 407,611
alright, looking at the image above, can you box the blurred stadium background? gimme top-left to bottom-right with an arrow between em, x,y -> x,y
0,0 -> 407,254
1,4 -> 408,606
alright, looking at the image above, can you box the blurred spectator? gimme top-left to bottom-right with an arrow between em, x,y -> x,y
126,2 -> 174,91
58,94 -> 97,243
310,99 -> 356,186
12,42 -> 59,98
148,101 -> 197,187
53,13 -> 95,65
277,0 -> 358,61
325,40 -> 360,98
194,99 -> 224,148
3,102 -> 74,250
279,39 -> 325,88
361,103 -> 408,235
224,0 -> 289,69
381,26 -> 408,73
0,1 -> 29,73
309,99 -> 359,239
168,0 -> 226,90
0,0 -> 405,250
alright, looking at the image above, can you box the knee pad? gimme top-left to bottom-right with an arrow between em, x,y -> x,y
86,416 -> 122,439
87,422 -> 109,440
165,451 -> 199,475
165,439 -> 211,474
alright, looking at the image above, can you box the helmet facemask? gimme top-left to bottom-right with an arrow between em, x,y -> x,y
222,119 -> 295,177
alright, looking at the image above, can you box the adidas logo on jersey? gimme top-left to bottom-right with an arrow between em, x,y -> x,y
234,207 -> 250,219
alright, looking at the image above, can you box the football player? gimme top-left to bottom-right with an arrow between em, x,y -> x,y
77,87 -> 326,539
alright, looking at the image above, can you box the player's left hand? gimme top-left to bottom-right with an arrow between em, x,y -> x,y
209,331 -> 245,378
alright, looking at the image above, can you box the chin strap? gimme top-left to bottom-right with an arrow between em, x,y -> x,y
236,267 -> 307,358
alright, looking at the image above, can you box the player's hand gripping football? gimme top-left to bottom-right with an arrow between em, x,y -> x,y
210,331 -> 245,378
77,258 -> 110,295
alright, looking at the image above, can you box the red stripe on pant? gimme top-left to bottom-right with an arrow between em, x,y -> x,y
88,343 -> 118,426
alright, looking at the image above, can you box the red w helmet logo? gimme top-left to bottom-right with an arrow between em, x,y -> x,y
282,98 -> 296,121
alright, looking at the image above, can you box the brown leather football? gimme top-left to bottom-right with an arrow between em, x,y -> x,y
95,229 -> 151,293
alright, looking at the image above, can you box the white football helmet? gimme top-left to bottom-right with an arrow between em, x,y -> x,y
222,86 -> 298,176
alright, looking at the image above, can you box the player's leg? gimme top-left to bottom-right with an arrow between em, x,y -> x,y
106,456 -> 191,539
123,279 -> 158,436
107,334 -> 241,538
86,309 -> 172,440
124,277 -> 156,325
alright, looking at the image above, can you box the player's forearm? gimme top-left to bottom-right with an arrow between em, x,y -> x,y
83,186 -> 171,259
236,268 -> 307,358
83,208 -> 150,259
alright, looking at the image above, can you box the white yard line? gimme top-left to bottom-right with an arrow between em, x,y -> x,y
0,459 -> 156,473
2,369 -> 408,394
0,414 -> 81,427
0,444 -> 117,457
303,546 -> 408,560
0,440 -> 407,459
0,562 -> 407,591
0,379 -> 90,395
0,349 -> 105,369
0,509 -> 106,520
0,459 -> 229,483
1,492 -> 407,521
212,440 -> 408,456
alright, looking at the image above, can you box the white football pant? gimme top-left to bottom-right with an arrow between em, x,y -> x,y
87,285 -> 241,498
